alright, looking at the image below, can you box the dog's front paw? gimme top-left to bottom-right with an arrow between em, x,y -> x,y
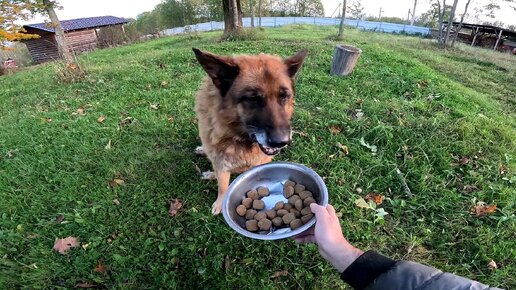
211,200 -> 222,215
201,171 -> 216,180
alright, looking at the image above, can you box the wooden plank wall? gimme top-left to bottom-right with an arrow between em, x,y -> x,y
65,29 -> 98,53
24,35 -> 59,63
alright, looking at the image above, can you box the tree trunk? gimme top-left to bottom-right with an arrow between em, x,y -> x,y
331,45 -> 362,76
337,1 -> 347,38
451,0 -> 471,47
43,0 -> 74,64
410,0 -> 417,26
250,0 -> 255,28
437,0 -> 445,47
444,0 -> 458,47
223,0 -> 243,36
258,0 -> 262,27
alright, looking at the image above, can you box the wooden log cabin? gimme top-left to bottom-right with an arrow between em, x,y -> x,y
23,16 -> 129,63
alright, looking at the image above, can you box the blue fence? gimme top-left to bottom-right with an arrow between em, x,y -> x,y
163,17 -> 430,36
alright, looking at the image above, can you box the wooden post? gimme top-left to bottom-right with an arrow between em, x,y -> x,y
471,27 -> 479,46
494,29 -> 503,50
330,45 -> 362,76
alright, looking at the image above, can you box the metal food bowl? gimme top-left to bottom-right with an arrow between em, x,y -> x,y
222,162 -> 328,240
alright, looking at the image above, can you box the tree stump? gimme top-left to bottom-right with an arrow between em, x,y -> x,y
330,45 -> 362,76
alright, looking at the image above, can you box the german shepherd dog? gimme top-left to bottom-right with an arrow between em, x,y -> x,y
192,48 -> 307,215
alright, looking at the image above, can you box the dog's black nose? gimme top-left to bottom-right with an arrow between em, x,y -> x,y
268,130 -> 291,148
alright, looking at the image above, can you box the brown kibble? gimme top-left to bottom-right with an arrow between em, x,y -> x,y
301,214 -> 314,224
284,180 -> 296,188
257,186 -> 270,197
246,220 -> 258,231
236,205 -> 247,216
258,218 -> 272,231
295,199 -> 303,211
272,217 -> 283,227
288,195 -> 301,205
299,190 -> 313,200
247,189 -> 259,200
301,207 -> 312,216
282,213 -> 296,225
274,201 -> 284,210
294,184 -> 305,193
245,209 -> 257,220
266,210 -> 276,219
290,219 -> 303,230
290,208 -> 301,218
284,203 -> 293,211
242,197 -> 253,209
303,197 -> 316,207
283,186 -> 295,198
277,209 -> 289,217
253,199 -> 265,210
254,211 -> 267,221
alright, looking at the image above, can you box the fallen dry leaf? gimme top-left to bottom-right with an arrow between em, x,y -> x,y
97,115 -> 106,123
169,198 -> 183,217
119,117 -> 133,127
112,199 -> 120,206
53,236 -> 79,255
499,164 -> 508,175
293,130 -> 308,137
42,118 -> 53,123
355,98 -> 364,105
160,81 -> 168,87
93,263 -> 108,274
75,282 -> 96,288
329,125 -> 342,134
150,103 -> 160,110
487,260 -> 498,270
417,80 -> 429,88
459,157 -> 470,165
105,139 -> 112,150
75,107 -> 85,116
365,193 -> 385,205
354,197 -> 371,209
167,116 -> 174,123
270,270 -> 289,279
470,202 -> 497,217
81,243 -> 89,250
108,178 -> 125,188
337,143 -> 349,155
55,214 -> 64,224
224,255 -> 231,270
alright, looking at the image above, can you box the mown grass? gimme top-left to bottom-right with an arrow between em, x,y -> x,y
0,25 -> 514,289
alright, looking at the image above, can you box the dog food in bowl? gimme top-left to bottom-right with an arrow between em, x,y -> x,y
236,180 -> 316,233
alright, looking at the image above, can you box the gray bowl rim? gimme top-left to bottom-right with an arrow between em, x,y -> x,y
222,161 -> 328,240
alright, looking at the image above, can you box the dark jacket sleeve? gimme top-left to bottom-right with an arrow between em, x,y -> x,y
340,251 -> 503,290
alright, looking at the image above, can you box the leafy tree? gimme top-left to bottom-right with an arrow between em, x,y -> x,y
0,1 -> 41,47
348,0 -> 364,20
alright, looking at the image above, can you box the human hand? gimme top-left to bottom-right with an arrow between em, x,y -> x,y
294,203 -> 363,272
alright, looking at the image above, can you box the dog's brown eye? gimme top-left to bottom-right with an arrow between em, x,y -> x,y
279,91 -> 290,101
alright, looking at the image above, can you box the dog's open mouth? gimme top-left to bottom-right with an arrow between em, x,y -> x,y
250,133 -> 282,156
258,143 -> 281,156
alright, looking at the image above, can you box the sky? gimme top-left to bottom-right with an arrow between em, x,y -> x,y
19,0 -> 516,27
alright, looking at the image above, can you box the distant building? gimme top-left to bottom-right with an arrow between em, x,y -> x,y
22,16 -> 129,63
443,22 -> 516,53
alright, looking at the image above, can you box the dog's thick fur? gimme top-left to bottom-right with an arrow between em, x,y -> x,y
193,48 -> 307,214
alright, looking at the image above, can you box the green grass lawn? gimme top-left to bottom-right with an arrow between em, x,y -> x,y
1,25 -> 515,289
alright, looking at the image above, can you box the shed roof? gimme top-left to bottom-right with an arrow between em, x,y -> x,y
451,22 -> 516,38
24,16 -> 129,33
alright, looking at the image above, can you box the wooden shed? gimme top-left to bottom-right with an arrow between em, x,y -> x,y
23,16 -> 129,63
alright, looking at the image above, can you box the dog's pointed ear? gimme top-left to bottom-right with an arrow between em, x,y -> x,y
192,48 -> 239,96
284,49 -> 307,78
